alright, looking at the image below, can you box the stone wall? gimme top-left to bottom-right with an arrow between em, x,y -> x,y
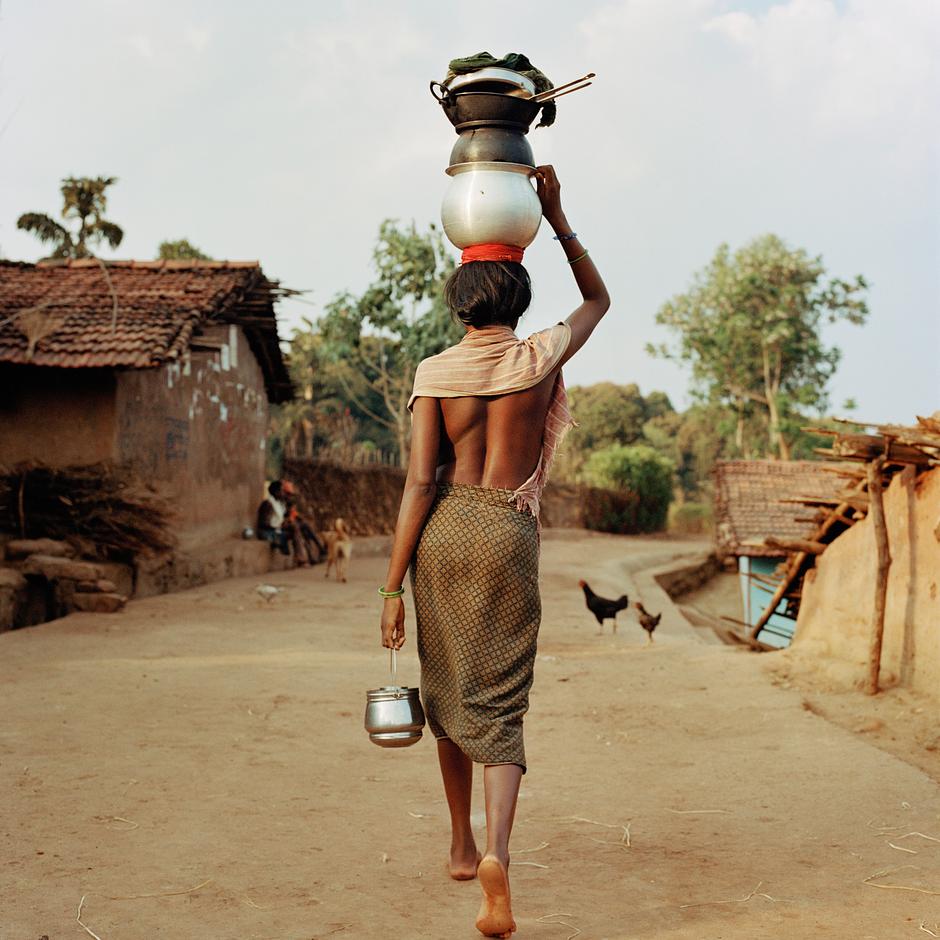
789,466 -> 940,700
282,459 -> 644,536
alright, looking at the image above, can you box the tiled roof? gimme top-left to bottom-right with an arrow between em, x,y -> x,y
0,259 -> 293,402
713,460 -> 846,557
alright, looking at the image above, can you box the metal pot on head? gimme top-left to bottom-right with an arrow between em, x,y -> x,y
449,127 -> 535,168
441,162 -> 542,251
430,84 -> 543,133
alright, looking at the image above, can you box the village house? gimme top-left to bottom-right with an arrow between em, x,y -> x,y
713,459 -> 845,648
0,258 -> 293,612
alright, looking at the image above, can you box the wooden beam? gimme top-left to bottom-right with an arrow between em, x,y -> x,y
227,316 -> 280,330
764,536 -> 828,555
865,456 -> 892,695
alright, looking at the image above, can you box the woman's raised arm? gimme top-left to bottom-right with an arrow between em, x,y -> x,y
534,165 -> 610,366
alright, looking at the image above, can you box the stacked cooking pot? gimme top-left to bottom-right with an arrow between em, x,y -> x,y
431,68 -> 544,251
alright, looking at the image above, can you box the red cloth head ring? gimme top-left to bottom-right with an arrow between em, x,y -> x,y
460,244 -> 525,264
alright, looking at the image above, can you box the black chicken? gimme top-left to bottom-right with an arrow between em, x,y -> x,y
579,580 -> 629,635
634,601 -> 662,644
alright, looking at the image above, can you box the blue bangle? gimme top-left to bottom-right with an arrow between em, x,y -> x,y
553,231 -> 578,241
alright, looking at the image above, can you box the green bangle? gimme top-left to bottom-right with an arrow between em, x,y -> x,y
568,249 -> 590,265
378,585 -> 405,598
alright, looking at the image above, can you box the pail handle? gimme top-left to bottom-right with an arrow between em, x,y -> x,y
429,80 -> 450,103
389,648 -> 398,685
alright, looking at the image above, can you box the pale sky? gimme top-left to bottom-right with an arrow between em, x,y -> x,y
1,0 -> 937,423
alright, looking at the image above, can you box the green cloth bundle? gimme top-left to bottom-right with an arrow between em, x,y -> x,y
446,51 -> 556,128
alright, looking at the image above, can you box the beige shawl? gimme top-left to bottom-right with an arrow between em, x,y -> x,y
408,323 -> 574,518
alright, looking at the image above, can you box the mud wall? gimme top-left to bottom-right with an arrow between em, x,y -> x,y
790,466 -> 940,701
0,365 -> 117,465
282,459 -> 644,536
116,325 -> 269,547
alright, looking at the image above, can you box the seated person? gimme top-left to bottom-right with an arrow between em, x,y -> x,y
257,480 -> 290,555
281,480 -> 327,566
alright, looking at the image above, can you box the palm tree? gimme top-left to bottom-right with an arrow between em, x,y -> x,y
17,176 -> 124,258
157,238 -> 211,260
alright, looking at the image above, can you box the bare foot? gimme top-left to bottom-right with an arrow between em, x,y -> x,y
448,848 -> 482,881
476,856 -> 515,937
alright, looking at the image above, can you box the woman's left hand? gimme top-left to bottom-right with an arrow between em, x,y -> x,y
381,597 -> 405,650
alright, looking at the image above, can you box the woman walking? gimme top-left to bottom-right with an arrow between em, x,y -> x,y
379,165 -> 610,937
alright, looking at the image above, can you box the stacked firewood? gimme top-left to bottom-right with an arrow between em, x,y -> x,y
0,462 -> 176,561
751,414 -> 939,691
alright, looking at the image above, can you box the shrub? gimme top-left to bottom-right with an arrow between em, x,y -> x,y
668,501 -> 712,535
582,444 -> 675,532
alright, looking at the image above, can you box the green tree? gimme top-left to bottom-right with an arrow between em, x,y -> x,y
650,234 -> 868,459
158,238 -> 211,260
582,444 -> 675,532
567,382 -> 650,450
559,383 -> 675,482
272,323 -> 397,461
316,220 -> 462,462
17,177 -> 123,258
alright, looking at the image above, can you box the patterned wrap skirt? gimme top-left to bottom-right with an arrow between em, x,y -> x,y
411,482 -> 541,773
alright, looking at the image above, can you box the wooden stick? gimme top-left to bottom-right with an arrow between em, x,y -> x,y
533,82 -> 593,104
764,537 -> 828,555
865,455 -> 891,695
531,72 -> 596,101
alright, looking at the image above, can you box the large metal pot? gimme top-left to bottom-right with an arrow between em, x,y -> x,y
364,685 -> 425,748
431,85 -> 543,133
441,162 -> 542,250
449,128 -> 534,168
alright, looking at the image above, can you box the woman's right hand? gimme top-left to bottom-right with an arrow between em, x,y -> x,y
380,596 -> 405,650
535,165 -> 565,227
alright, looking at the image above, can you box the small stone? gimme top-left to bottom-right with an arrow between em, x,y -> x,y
855,718 -> 884,734
74,579 -> 117,594
5,538 -> 75,560
21,555 -> 101,582
0,568 -> 27,591
71,593 -> 126,614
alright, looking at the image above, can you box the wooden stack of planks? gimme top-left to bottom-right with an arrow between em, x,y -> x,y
0,462 -> 176,561
749,414 -> 940,691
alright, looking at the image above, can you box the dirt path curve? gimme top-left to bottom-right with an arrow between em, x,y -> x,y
3,531 -> 939,939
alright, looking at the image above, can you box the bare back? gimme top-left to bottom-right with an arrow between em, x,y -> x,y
436,368 -> 559,490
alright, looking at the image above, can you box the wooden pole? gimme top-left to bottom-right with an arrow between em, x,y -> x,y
865,455 -> 892,695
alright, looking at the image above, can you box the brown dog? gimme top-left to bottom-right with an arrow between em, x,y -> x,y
324,518 -> 352,582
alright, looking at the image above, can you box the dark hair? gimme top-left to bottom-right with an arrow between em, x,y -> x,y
269,480 -> 283,499
443,261 -> 532,329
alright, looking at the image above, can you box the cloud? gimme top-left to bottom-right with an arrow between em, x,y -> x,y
126,34 -> 154,59
701,0 -> 938,138
183,25 -> 211,53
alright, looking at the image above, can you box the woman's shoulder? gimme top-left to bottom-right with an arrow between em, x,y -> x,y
524,321 -> 572,357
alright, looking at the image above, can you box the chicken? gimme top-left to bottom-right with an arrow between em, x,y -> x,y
634,602 -> 661,644
578,580 -> 629,635
256,583 -> 284,603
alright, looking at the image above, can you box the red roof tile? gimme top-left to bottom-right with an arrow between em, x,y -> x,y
713,460 -> 846,557
0,259 -> 292,402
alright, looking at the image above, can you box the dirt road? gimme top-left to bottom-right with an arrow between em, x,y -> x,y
3,531 -> 939,939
